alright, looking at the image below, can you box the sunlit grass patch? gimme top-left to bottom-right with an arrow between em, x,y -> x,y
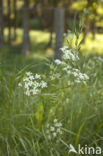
4,28 -> 103,56
81,33 -> 103,55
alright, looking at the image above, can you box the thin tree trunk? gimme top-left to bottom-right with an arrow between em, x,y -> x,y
82,16 -> 89,43
13,0 -> 17,40
54,8 -> 65,59
0,0 -> 4,48
82,0 -> 90,43
22,0 -> 29,56
8,0 -> 12,43
92,21 -> 96,40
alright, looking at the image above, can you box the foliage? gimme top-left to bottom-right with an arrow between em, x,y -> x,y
0,29 -> 103,155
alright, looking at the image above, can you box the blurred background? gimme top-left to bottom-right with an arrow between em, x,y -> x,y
0,0 -> 103,69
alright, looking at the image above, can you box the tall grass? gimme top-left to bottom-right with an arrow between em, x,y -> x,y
0,31 -> 103,156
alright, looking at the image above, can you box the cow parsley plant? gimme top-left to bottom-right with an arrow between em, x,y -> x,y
46,119 -> 63,140
18,72 -> 47,96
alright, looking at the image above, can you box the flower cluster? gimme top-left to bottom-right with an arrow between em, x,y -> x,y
54,45 -> 89,85
60,46 -> 79,61
63,68 -> 89,84
73,71 -> 89,84
46,119 -> 63,140
18,72 -> 47,96
54,59 -> 66,65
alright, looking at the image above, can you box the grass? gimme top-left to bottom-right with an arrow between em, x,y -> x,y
0,29 -> 103,155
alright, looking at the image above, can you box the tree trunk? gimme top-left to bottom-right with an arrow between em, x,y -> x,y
54,8 -> 65,59
91,16 -> 96,40
13,0 -> 17,40
0,0 -> 4,48
22,0 -> 29,56
82,16 -> 89,43
8,0 -> 12,43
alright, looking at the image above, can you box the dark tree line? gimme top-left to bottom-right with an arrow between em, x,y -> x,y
0,0 -> 4,48
0,0 -> 17,48
22,0 -> 29,56
0,0 -> 103,58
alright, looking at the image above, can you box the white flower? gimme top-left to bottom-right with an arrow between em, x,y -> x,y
62,49 -> 79,61
55,59 -> 62,65
31,88 -> 38,95
74,69 -> 79,72
75,79 -> 81,83
29,75 -> 34,81
83,74 -> 89,80
53,132 -> 57,137
54,119 -> 58,123
68,81 -> 71,86
69,53 -> 76,61
73,72 -> 78,77
63,50 -> 71,60
55,122 -> 62,127
79,73 -> 85,80
19,71 -> 48,96
34,82 -> 40,88
55,59 -> 66,65
18,83 -> 22,87
58,123 -> 62,127
40,81 -> 47,88
24,83 -> 29,89
60,46 -> 68,52
67,71 -> 72,75
63,65 -> 72,72
25,90 -> 30,96
50,75 -> 55,80
23,77 -> 29,82
26,81 -> 34,87
35,74 -> 41,79
46,120 -> 63,140
26,72 -> 32,76
57,128 -> 61,133
50,126 -> 55,132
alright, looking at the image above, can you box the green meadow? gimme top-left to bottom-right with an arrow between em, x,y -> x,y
0,29 -> 103,156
